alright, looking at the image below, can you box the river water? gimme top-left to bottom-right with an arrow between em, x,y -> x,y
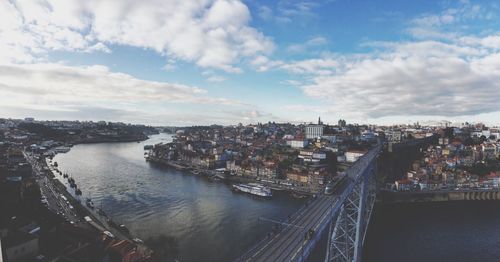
364,201 -> 500,262
53,133 -> 306,261
52,133 -> 497,261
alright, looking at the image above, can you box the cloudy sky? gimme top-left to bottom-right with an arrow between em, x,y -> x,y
1,0 -> 500,126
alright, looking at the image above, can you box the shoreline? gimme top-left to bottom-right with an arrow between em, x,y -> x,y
40,138 -> 156,258
146,155 -> 320,196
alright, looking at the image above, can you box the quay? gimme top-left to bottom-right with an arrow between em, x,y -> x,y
381,189 -> 500,203
26,151 -> 154,258
146,156 -> 321,195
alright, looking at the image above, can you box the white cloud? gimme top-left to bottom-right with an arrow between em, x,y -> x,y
407,1 -> 497,41
0,0 -> 274,72
281,58 -> 338,75
258,5 -> 273,21
207,75 -> 226,83
0,63 -> 246,108
480,35 -> 500,49
286,36 -> 328,53
298,39 -> 500,118
162,59 -> 177,72
201,70 -> 226,82
257,1 -> 323,25
277,1 -> 319,20
250,55 -> 284,72
276,1 -> 500,122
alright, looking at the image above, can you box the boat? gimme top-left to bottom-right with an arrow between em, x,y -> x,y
119,224 -> 130,234
75,189 -> 82,195
214,173 -> 226,180
68,177 -> 76,187
232,183 -> 272,197
292,193 -> 307,199
86,198 -> 95,209
63,173 -> 68,178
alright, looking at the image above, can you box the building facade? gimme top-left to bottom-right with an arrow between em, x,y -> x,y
305,125 -> 324,139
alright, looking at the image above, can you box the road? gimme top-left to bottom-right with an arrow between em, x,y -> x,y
24,152 -> 81,224
238,144 -> 382,262
238,194 -> 338,262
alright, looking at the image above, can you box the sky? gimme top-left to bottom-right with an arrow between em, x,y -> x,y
1,0 -> 500,126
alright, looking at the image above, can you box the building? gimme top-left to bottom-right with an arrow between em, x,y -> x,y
286,139 -> 309,148
345,150 -> 367,163
287,172 -> 309,183
482,143 -> 497,160
386,130 -> 402,142
305,125 -> 324,139
2,230 -> 39,262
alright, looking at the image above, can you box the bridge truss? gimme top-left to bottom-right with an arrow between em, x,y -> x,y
325,146 -> 379,262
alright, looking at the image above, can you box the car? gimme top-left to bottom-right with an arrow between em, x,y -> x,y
103,231 -> 115,238
133,238 -> 144,244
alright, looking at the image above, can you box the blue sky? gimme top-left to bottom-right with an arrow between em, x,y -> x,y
1,0 -> 500,126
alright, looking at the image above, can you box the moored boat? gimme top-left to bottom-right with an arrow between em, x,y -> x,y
232,183 -> 272,197
86,197 -> 94,209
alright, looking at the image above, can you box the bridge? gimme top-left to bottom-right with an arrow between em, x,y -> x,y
237,143 -> 382,262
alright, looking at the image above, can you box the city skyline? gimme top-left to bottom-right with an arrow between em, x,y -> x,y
1,0 -> 500,126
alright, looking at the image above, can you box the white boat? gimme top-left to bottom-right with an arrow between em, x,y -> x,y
232,183 -> 272,197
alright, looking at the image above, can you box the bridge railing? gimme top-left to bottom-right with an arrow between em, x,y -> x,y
236,144 -> 383,262
235,194 -> 320,261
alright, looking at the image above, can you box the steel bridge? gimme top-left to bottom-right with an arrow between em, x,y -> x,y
237,143 -> 382,262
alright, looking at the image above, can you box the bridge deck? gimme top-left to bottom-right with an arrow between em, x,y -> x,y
238,194 -> 338,262
237,143 -> 383,262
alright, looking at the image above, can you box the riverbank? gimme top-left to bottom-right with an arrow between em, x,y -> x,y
74,134 -> 149,144
146,155 -> 319,196
42,151 -> 155,259
52,133 -> 308,261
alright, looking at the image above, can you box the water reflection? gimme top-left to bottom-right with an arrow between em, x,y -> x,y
54,133 -> 305,261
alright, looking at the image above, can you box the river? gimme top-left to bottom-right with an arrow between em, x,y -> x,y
53,133 -> 306,261
52,133 -> 496,262
364,201 -> 500,262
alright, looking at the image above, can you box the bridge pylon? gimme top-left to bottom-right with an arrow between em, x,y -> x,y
326,160 -> 377,262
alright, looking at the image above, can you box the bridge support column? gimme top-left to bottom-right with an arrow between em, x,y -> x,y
326,161 -> 377,262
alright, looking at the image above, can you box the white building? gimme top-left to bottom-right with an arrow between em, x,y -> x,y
305,125 -> 324,139
286,139 -> 309,148
345,150 -> 367,163
385,130 -> 402,142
